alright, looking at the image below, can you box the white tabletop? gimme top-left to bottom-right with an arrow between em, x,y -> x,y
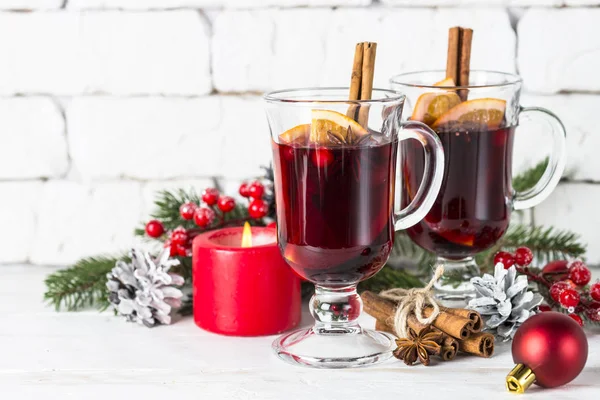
1,265 -> 598,400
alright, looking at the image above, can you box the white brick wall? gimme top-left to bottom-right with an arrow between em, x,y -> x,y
0,1 -> 598,265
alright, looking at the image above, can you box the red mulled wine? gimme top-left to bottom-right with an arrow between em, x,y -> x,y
401,125 -> 515,259
272,139 -> 396,286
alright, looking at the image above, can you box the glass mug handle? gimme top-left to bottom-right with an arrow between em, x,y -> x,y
513,107 -> 567,211
395,121 -> 445,230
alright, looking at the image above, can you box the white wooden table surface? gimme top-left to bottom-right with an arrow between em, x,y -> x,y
1,265 -> 599,400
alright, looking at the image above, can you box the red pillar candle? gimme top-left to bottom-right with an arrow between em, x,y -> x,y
192,226 -> 301,336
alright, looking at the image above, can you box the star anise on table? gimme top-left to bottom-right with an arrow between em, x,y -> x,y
393,327 -> 443,366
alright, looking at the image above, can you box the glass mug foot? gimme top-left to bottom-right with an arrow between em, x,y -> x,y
272,285 -> 396,368
433,257 -> 480,301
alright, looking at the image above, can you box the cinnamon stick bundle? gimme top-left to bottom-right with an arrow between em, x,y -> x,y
446,27 -> 473,100
347,42 -> 377,127
458,332 -> 495,358
443,307 -> 482,332
422,305 -> 473,340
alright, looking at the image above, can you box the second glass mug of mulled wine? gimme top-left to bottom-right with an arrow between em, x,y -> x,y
390,71 -> 566,300
264,88 -> 444,368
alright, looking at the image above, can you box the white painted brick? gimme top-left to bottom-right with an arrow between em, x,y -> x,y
213,8 -> 515,92
30,181 -> 143,265
69,0 -> 370,9
534,183 -> 600,264
0,183 -> 42,263
382,0 -> 600,4
0,97 -> 68,179
518,9 -> 600,94
520,94 -> 600,182
0,11 -> 211,95
0,0 -> 62,9
67,97 -> 223,180
220,96 -> 271,179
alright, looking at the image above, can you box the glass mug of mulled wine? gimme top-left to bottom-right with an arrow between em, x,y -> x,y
264,88 -> 444,368
390,71 -> 567,300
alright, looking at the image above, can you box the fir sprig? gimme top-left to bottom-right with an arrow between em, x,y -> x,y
44,254 -> 122,311
513,157 -> 549,193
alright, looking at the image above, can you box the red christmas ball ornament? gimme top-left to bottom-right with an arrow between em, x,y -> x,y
568,313 -> 584,327
542,260 -> 569,282
179,202 -> 197,221
239,182 -> 250,198
559,289 -> 580,308
585,302 -> 600,322
507,312 -> 588,393
590,282 -> 600,301
514,247 -> 533,266
194,207 -> 215,228
217,196 -> 236,213
248,198 -> 268,219
145,220 -> 164,238
568,260 -> 591,286
201,188 -> 220,206
549,281 -> 570,302
247,181 -> 265,200
494,251 -> 515,269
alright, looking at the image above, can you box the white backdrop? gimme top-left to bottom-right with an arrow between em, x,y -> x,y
0,0 -> 598,265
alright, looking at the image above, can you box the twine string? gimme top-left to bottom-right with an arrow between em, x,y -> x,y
380,266 -> 444,338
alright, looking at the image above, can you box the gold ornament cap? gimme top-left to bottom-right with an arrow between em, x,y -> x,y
506,364 -> 536,394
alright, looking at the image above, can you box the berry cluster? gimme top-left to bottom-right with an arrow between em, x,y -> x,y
143,181 -> 272,257
493,248 -> 599,327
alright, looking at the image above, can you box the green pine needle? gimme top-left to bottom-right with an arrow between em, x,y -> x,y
43,254 -> 123,311
513,157 -> 549,193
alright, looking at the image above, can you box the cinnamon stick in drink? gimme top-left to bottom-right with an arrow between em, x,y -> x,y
446,27 -> 460,84
446,27 -> 473,100
346,43 -> 364,120
346,42 -> 377,127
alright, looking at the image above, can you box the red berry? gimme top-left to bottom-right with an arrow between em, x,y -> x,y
568,260 -> 591,286
201,188 -> 220,206
170,227 -> 188,246
311,148 -> 334,168
194,207 -> 215,228
568,313 -> 584,327
559,289 -> 580,308
145,220 -> 165,238
247,181 -> 265,199
514,247 -> 533,266
494,251 -> 515,269
239,182 -> 250,198
179,202 -> 197,220
172,243 -> 188,257
217,196 -> 236,213
538,304 -> 552,312
266,221 -> 277,229
550,281 -> 571,302
591,282 -> 600,301
248,199 -> 268,219
585,302 -> 600,322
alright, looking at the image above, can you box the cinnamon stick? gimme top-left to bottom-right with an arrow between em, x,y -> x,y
446,27 -> 460,84
442,307 -> 482,332
458,332 -> 495,358
375,320 -> 458,361
423,306 -> 474,340
346,42 -> 377,127
446,27 -> 473,100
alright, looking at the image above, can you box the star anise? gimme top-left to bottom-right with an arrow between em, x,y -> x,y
393,327 -> 443,366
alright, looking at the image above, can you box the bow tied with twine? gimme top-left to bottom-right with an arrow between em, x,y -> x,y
380,266 -> 444,338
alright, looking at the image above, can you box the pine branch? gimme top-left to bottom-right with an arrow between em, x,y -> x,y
358,266 -> 424,293
513,157 -> 549,193
44,254 -> 124,311
502,225 -> 586,263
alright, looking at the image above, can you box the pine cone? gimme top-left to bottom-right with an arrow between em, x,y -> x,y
106,248 -> 184,327
468,263 -> 543,341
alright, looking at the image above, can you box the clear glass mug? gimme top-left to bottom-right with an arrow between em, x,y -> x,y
390,71 -> 567,300
264,88 -> 444,368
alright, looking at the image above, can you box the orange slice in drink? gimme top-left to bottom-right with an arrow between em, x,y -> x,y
432,98 -> 506,130
434,77 -> 456,87
310,109 -> 368,144
279,124 -> 310,144
411,92 -> 461,126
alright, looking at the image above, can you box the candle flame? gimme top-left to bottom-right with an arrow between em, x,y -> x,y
241,222 -> 252,248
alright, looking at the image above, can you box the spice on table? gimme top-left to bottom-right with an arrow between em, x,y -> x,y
393,327 -> 443,366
